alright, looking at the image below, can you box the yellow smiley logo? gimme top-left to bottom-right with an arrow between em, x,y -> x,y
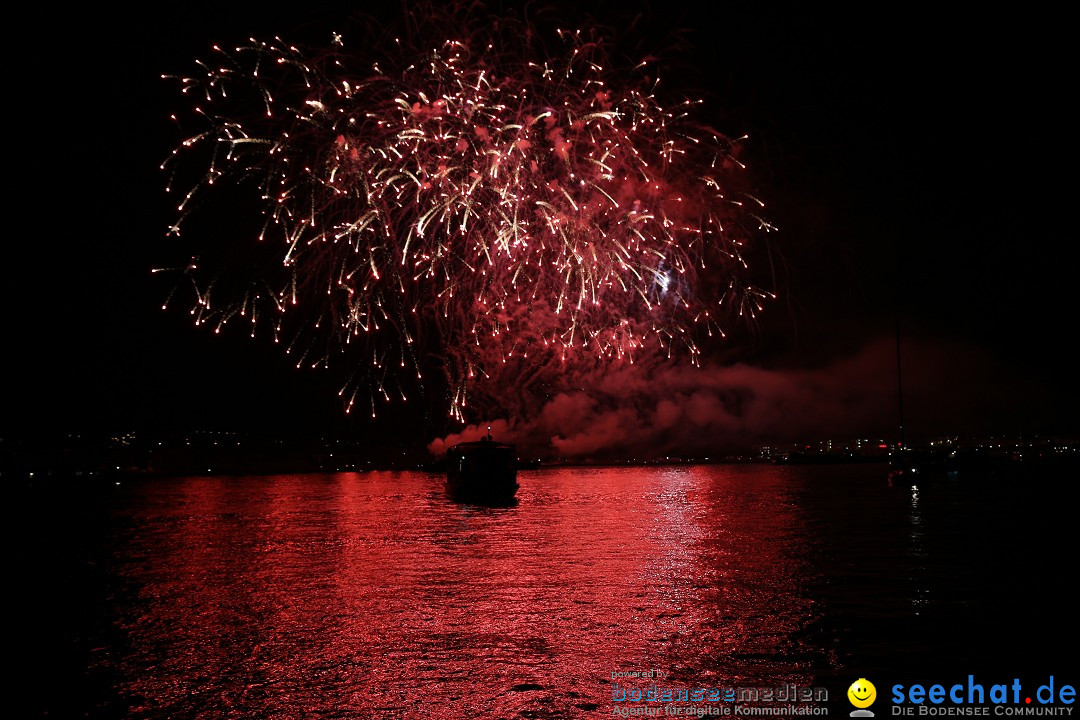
848,678 -> 877,709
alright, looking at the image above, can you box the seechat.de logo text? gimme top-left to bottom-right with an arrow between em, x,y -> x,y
890,676 -> 1074,716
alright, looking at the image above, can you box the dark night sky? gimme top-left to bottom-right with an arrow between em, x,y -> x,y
6,3 -> 1076,451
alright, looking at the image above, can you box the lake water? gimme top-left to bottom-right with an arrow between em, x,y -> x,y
24,463 -> 1075,718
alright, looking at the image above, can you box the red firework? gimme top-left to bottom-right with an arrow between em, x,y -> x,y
160,6 -> 775,421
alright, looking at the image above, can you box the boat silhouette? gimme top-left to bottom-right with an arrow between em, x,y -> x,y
446,431 -> 518,503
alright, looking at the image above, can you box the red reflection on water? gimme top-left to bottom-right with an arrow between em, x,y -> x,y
113,466 -> 822,718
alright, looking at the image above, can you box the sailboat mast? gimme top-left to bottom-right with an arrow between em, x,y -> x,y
895,319 -> 905,449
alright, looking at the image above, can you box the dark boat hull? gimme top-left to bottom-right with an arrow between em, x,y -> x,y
445,439 -> 518,503
445,476 -> 519,503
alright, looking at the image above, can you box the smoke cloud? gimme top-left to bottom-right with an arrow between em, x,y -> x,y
429,335 -> 1044,460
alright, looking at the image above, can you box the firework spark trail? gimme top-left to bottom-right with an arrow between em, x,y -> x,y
161,9 -> 774,421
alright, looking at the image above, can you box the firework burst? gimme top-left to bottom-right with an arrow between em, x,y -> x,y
160,7 -> 775,421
